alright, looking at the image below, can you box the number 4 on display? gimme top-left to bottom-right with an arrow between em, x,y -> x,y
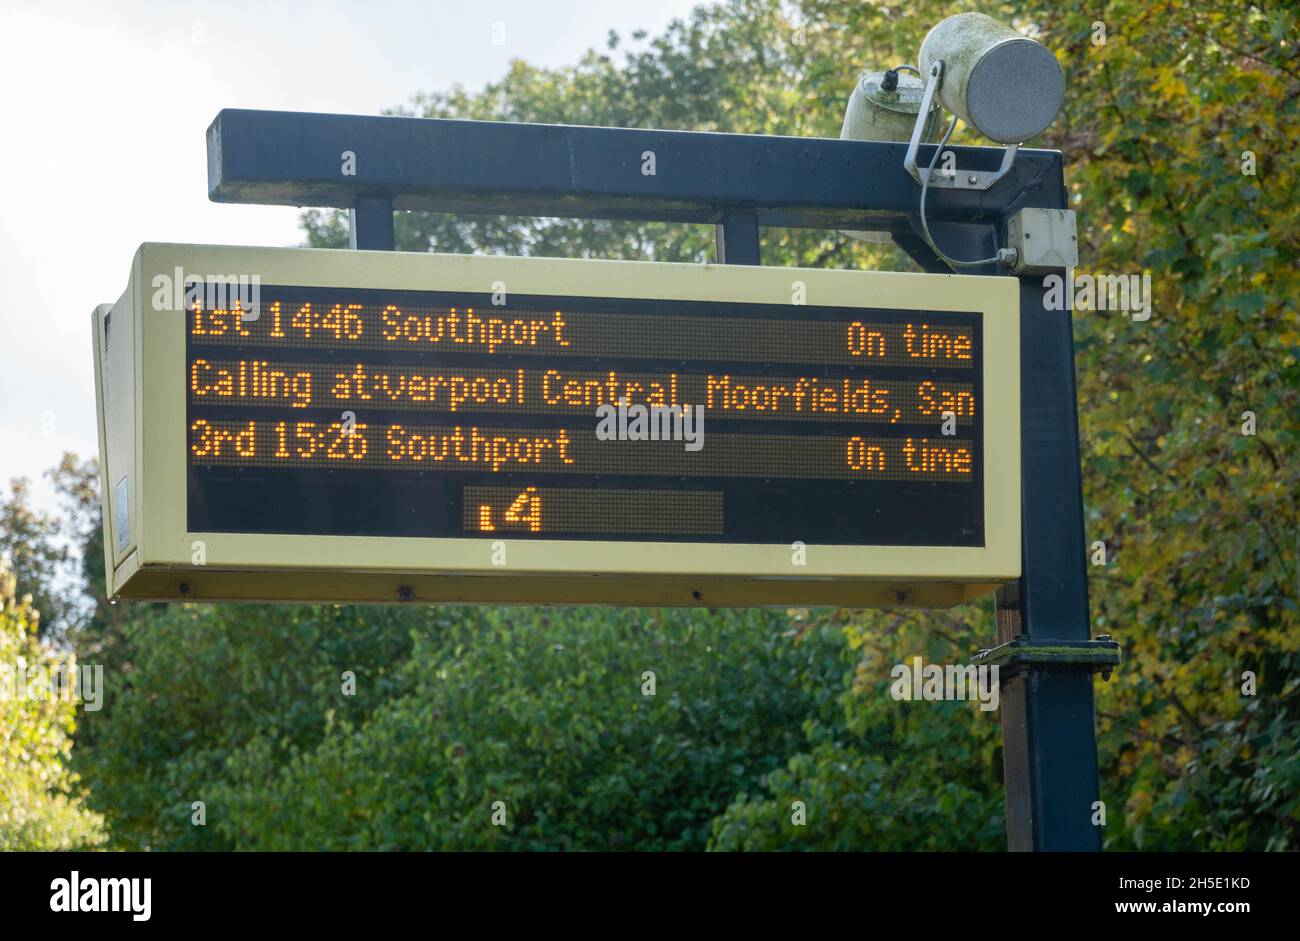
477,487 -> 541,532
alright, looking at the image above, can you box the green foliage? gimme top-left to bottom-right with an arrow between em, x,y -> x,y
0,565 -> 106,850
204,608 -> 844,850
710,609 -> 1004,850
0,477 -> 71,640
47,454 -> 126,662
1036,0 -> 1299,851
73,602 -> 425,850
10,0 -> 1296,851
716,0 -> 1298,851
302,0 -> 909,274
0,453 -> 103,642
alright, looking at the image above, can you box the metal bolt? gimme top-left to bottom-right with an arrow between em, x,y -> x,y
967,173 -> 978,184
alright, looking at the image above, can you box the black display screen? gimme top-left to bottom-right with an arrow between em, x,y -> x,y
186,286 -> 984,545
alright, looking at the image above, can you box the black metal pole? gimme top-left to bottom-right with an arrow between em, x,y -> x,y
206,110 -> 1062,229
993,276 -> 1103,851
715,210 -> 761,265
349,197 -> 395,250
207,109 -> 1114,851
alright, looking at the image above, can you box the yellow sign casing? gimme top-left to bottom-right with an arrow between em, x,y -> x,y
93,243 -> 1021,606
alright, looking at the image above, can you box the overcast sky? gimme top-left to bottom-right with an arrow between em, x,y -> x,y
0,0 -> 701,510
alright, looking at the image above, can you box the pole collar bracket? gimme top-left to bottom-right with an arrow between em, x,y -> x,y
973,635 -> 1122,680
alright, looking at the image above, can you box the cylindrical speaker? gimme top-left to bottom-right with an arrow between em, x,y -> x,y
839,70 -> 942,242
840,69 -> 942,145
918,12 -> 1064,144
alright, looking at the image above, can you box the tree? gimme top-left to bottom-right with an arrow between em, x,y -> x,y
723,0 -> 1299,849
0,477 -> 69,640
310,0 -> 1298,849
73,601 -> 426,850
0,453 -> 105,642
46,453 -> 131,664
203,608 -> 844,851
60,0 -> 1300,851
0,562 -> 106,850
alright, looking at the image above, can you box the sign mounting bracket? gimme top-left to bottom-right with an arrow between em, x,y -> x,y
196,107 -> 1105,852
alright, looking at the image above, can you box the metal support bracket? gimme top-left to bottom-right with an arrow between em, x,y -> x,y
973,635 -> 1122,680
904,62 -> 1019,191
204,106 -> 1091,852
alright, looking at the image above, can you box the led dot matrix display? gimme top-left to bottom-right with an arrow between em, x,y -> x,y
187,285 -> 986,545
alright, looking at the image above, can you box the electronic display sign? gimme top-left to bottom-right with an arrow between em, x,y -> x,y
94,244 -> 1020,606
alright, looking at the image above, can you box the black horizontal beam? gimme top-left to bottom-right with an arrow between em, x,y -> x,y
207,109 -> 1064,229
